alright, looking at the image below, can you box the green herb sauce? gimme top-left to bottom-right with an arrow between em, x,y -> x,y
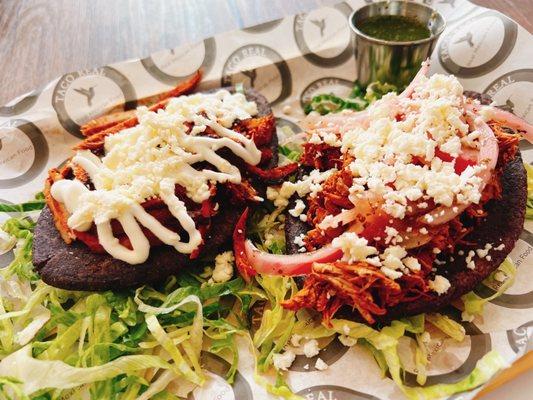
357,15 -> 430,42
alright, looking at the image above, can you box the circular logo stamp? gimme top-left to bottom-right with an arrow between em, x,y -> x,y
473,229 -> 533,309
293,2 -> 353,68
52,67 -> 137,138
0,119 -> 49,189
0,90 -> 40,117
188,352 -> 252,400
507,320 -> 533,354
300,77 -> 353,111
243,19 -> 283,34
296,385 -> 380,400
438,10 -> 518,78
141,38 -> 216,85
483,69 -> 533,124
221,44 -> 292,105
402,307 -> 491,387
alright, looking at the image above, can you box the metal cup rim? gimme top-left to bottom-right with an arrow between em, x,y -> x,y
349,1 -> 446,46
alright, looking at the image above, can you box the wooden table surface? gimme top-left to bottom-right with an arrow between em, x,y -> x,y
0,0 -> 531,105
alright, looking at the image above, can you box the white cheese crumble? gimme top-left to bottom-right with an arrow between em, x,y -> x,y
290,334 -> 303,347
288,199 -> 306,218
51,90 -> 262,264
302,339 -> 320,358
428,275 -> 451,295
315,358 -> 328,370
267,168 -> 335,208
335,74 -> 485,221
293,233 -> 306,248
466,250 -> 476,270
476,243 -> 492,258
211,251 -> 235,283
331,232 -> 378,264
403,256 -> 421,272
282,105 -> 292,114
273,350 -> 296,371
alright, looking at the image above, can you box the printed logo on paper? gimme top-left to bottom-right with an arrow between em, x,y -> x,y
300,77 -> 353,111
0,90 -> 40,117
484,69 -> 533,125
438,10 -> 517,77
402,307 -> 491,386
297,385 -> 379,400
293,2 -> 353,67
507,320 -> 533,353
473,230 -> 533,309
52,67 -> 137,138
141,38 -> 216,85
287,310 -> 349,372
243,18 -> 283,34
188,352 -> 252,400
290,335 -> 349,372
0,119 -> 49,189
221,44 -> 292,105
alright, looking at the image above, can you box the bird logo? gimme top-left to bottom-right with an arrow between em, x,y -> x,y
73,85 -> 97,107
499,97 -> 515,113
241,69 -> 257,87
310,18 -> 326,37
454,31 -> 474,47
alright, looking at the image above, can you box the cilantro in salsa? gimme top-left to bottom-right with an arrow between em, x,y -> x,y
357,15 -> 430,42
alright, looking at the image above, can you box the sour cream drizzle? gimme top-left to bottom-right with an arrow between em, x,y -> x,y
51,90 -> 262,264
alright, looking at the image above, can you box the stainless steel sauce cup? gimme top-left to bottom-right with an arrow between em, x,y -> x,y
349,1 -> 445,89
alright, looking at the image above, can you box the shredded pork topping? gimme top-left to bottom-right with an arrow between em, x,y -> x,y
273,73 -> 520,324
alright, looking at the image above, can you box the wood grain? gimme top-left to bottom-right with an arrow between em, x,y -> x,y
0,0 -> 531,105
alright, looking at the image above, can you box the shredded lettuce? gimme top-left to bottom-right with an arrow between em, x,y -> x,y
0,345 -> 172,396
0,204 -> 518,400
303,80 -> 397,115
364,81 -> 398,103
278,145 -> 302,162
0,193 -> 46,213
0,217 -> 252,399
251,275 -> 300,398
461,257 -> 516,321
1,217 -> 39,281
328,318 -> 507,400
425,313 -> 465,342
526,163 -> 533,219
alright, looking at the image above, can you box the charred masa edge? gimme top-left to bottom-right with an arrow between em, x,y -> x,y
32,86 -> 275,291
33,204 -> 242,291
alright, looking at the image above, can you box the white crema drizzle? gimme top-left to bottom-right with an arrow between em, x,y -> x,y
51,90 -> 262,264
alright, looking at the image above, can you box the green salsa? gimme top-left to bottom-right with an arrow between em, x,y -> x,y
357,15 -> 430,42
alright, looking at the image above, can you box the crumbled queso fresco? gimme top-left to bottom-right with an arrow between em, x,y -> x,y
267,73 -> 499,296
